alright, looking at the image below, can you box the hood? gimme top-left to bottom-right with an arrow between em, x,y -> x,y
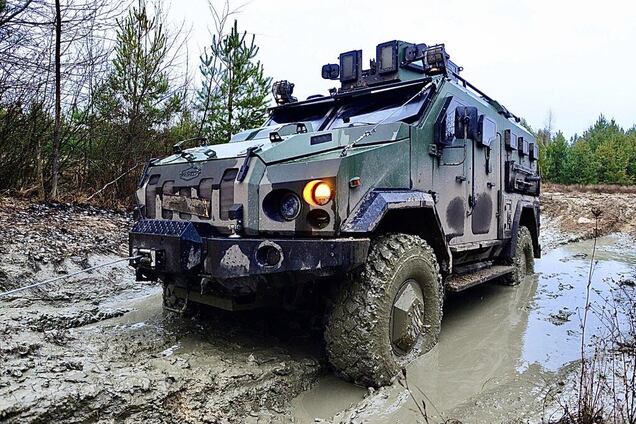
153,122 -> 410,167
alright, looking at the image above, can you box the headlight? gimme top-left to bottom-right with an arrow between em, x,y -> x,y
303,180 -> 333,206
280,193 -> 301,220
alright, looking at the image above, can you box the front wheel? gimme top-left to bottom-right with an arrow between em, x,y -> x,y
324,234 -> 443,387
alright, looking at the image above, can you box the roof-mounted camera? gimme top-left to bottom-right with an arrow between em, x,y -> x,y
321,63 -> 340,80
272,80 -> 298,105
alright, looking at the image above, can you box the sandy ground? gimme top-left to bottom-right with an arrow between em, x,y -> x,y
0,188 -> 635,423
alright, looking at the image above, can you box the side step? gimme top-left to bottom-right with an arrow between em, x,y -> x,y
445,265 -> 515,292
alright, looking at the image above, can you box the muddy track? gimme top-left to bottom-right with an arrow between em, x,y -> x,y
540,187 -> 636,250
1,189 -> 635,423
0,260 -> 323,423
0,198 -> 322,423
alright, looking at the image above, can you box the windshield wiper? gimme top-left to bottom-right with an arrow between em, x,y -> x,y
346,122 -> 375,128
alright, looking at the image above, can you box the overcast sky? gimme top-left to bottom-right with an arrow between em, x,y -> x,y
173,0 -> 636,138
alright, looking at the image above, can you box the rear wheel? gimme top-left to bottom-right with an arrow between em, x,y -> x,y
503,226 -> 535,285
324,234 -> 443,387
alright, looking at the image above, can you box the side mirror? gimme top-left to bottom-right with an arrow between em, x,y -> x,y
454,106 -> 478,140
321,63 -> 340,80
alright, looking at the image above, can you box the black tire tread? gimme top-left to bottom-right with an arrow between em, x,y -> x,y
324,234 -> 442,387
502,226 -> 534,286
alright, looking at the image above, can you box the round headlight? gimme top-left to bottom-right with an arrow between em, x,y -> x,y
280,193 -> 301,220
303,180 -> 333,206
313,182 -> 332,205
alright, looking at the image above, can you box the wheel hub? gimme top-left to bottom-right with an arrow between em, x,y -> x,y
391,279 -> 425,354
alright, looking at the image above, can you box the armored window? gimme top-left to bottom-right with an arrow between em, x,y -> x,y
265,99 -> 334,134
530,142 -> 539,161
519,137 -> 529,156
477,116 -> 496,147
327,84 -> 431,129
434,97 -> 466,145
504,129 -> 518,150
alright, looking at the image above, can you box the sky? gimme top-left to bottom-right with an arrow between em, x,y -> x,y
172,0 -> 636,138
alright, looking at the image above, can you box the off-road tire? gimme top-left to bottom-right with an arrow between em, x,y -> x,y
324,234 -> 443,387
502,226 -> 534,285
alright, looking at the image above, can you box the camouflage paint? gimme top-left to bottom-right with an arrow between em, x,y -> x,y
133,59 -> 540,277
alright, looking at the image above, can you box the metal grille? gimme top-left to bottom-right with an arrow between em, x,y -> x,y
219,168 -> 238,220
131,219 -> 189,236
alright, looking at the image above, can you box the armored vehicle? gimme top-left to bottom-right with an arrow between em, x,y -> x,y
129,40 -> 541,387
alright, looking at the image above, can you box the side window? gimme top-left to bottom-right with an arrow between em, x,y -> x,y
477,116 -> 496,147
504,129 -> 518,150
519,137 -> 529,157
434,96 -> 465,145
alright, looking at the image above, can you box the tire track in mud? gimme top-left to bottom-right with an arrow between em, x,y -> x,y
0,262 -> 324,423
0,197 -> 323,423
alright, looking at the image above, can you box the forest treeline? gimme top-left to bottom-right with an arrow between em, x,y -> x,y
535,116 -> 636,185
1,1 -> 635,206
0,0 -> 269,205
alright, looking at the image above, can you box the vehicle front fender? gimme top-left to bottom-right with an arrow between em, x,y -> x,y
341,190 -> 436,233
341,190 -> 452,274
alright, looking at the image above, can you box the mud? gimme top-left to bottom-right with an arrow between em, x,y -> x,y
1,190 -> 635,423
0,198 -> 323,423
540,187 -> 636,250
290,234 -> 636,423
0,262 -> 324,423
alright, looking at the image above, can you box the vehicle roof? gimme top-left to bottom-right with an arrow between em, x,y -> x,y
268,74 -> 532,138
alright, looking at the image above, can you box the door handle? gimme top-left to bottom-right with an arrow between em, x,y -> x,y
456,175 -> 467,183
487,182 -> 495,189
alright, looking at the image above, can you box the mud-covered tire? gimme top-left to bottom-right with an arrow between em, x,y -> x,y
502,226 -> 535,286
324,234 -> 443,387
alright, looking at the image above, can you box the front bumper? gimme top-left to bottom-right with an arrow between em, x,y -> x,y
129,219 -> 370,280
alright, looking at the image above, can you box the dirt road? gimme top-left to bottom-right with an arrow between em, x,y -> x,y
0,187 -> 635,423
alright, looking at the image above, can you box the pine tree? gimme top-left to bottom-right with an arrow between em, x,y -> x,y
582,115 -> 624,152
91,0 -> 182,200
103,1 -> 180,139
626,132 -> 636,181
197,20 -> 271,144
595,136 -> 630,184
544,131 -> 568,182
563,139 -> 597,184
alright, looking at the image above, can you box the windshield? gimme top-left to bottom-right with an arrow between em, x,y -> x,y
328,86 -> 429,129
264,82 -> 430,133
266,99 -> 333,132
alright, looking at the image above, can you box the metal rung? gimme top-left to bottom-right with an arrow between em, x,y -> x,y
445,265 -> 515,292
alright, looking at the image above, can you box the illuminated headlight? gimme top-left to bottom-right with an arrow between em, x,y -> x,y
303,180 -> 334,206
280,193 -> 301,220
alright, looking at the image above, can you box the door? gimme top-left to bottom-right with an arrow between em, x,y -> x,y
469,116 -> 499,240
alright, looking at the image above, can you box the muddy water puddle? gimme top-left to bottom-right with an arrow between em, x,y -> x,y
290,234 -> 636,423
